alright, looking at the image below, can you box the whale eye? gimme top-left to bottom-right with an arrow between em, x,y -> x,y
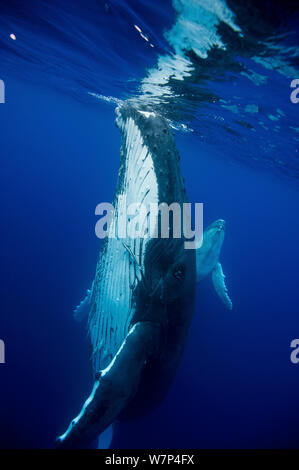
172,264 -> 185,281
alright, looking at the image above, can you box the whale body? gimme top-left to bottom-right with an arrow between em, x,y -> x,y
56,105 -> 196,448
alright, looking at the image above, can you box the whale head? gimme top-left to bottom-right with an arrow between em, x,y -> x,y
196,219 -> 226,282
205,218 -> 225,250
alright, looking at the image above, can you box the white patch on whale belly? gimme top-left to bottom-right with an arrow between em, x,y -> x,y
89,113 -> 159,372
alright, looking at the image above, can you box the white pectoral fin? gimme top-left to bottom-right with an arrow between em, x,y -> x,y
56,322 -> 161,448
73,283 -> 93,322
212,262 -> 232,310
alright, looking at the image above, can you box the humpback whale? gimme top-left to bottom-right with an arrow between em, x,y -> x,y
56,104 -> 197,448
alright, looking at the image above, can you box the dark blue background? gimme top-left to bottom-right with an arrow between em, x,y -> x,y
1,76 -> 298,449
0,0 -> 298,449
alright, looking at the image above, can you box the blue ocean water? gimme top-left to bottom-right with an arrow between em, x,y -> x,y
0,0 -> 298,448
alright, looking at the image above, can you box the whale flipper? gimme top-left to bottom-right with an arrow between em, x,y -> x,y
56,322 -> 161,448
211,262 -> 232,310
73,285 -> 93,322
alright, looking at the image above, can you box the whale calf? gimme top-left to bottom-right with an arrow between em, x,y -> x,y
196,219 -> 232,310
